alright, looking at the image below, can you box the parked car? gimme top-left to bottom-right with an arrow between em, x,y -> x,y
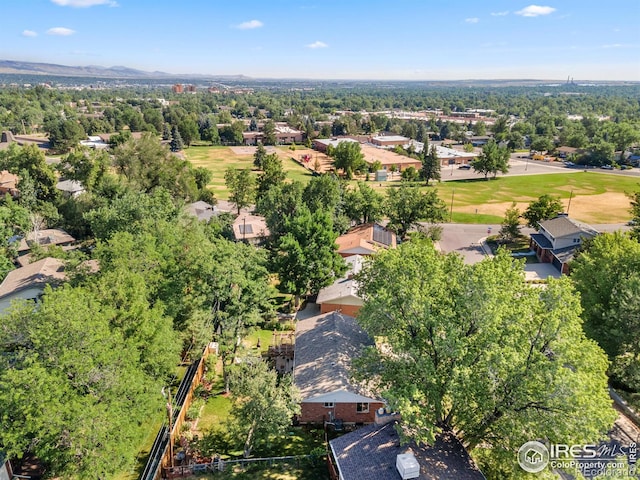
600,164 -> 613,170
564,161 -> 575,167
458,164 -> 472,170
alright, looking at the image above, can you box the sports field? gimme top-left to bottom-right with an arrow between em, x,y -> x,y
185,146 -> 638,224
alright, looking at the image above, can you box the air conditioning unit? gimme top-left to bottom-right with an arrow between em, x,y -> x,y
396,453 -> 420,479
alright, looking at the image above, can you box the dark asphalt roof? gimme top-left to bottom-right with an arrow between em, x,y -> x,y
330,422 -> 486,480
294,311 -> 374,401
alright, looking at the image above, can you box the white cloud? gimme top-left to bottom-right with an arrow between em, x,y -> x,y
22,30 -> 38,37
306,41 -> 328,49
491,11 -> 509,16
602,43 -> 636,49
46,27 -> 76,36
465,17 -> 479,24
515,5 -> 556,17
235,20 -> 263,30
51,0 -> 117,6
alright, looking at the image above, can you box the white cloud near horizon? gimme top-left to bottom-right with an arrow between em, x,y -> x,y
602,43 -> 636,49
235,20 -> 263,30
51,0 -> 117,6
491,11 -> 509,16
306,41 -> 328,49
22,30 -> 38,37
46,27 -> 76,36
465,17 -> 479,23
515,5 -> 556,17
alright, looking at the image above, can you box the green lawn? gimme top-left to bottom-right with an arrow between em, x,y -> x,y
184,146 -> 313,200
199,393 -> 233,432
434,171 -> 639,224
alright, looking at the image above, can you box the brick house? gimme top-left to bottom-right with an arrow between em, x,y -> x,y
529,215 -> 598,274
293,310 -> 383,425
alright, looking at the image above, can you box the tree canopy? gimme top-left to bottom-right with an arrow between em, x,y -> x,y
385,185 -> 447,238
331,141 -> 366,180
471,139 -> 510,180
354,240 -> 616,477
522,194 -> 563,229
571,232 -> 640,391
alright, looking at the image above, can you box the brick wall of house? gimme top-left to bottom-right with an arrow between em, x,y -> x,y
300,401 -> 384,424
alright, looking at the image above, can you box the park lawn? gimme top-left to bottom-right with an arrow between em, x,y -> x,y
184,146 -> 313,200
434,171 -> 639,224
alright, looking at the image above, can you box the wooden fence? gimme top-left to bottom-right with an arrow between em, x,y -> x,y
140,344 -> 214,480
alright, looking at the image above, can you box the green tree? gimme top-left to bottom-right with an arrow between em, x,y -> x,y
586,139 -> 615,166
84,187 -> 180,240
256,153 -> 286,199
529,135 -> 554,153
629,190 -> 640,240
224,168 -> 255,214
178,117 -> 200,147
420,144 -> 441,185
0,196 -> 30,280
227,360 -> 300,458
401,166 -> 419,182
113,133 -> 199,199
522,194 -> 563,229
343,182 -> 384,225
0,143 -> 58,203
499,202 -> 521,242
170,125 -> 184,152
256,181 -> 304,240
45,118 -> 86,153
57,147 -> 110,193
471,139 -> 510,180
491,116 -> 509,142
385,185 -> 447,238
262,120 -> 277,145
253,142 -> 267,169
610,121 -> 640,154
571,232 -> 640,391
302,174 -> 349,232
354,242 -> 616,477
0,286 -> 164,478
274,206 -> 346,306
331,141 -> 366,180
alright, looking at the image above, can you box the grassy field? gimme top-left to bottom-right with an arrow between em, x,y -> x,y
434,172 -> 639,224
184,146 -> 638,224
184,146 -> 313,200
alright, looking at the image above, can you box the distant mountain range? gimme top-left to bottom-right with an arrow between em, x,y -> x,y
0,60 -> 250,81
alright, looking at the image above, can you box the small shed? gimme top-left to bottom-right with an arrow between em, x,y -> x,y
375,170 -> 388,181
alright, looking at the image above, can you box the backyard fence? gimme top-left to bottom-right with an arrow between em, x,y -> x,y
162,455 -> 316,479
140,344 -> 214,480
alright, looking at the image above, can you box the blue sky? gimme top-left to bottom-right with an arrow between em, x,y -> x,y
3,0 -> 639,80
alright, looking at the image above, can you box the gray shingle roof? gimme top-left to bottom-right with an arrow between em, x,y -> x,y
294,311 -> 375,401
539,216 -> 597,239
330,422 -> 486,480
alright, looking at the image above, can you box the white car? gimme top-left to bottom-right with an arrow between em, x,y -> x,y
600,164 -> 613,170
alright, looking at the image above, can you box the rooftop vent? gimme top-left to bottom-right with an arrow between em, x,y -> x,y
396,453 -> 420,479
